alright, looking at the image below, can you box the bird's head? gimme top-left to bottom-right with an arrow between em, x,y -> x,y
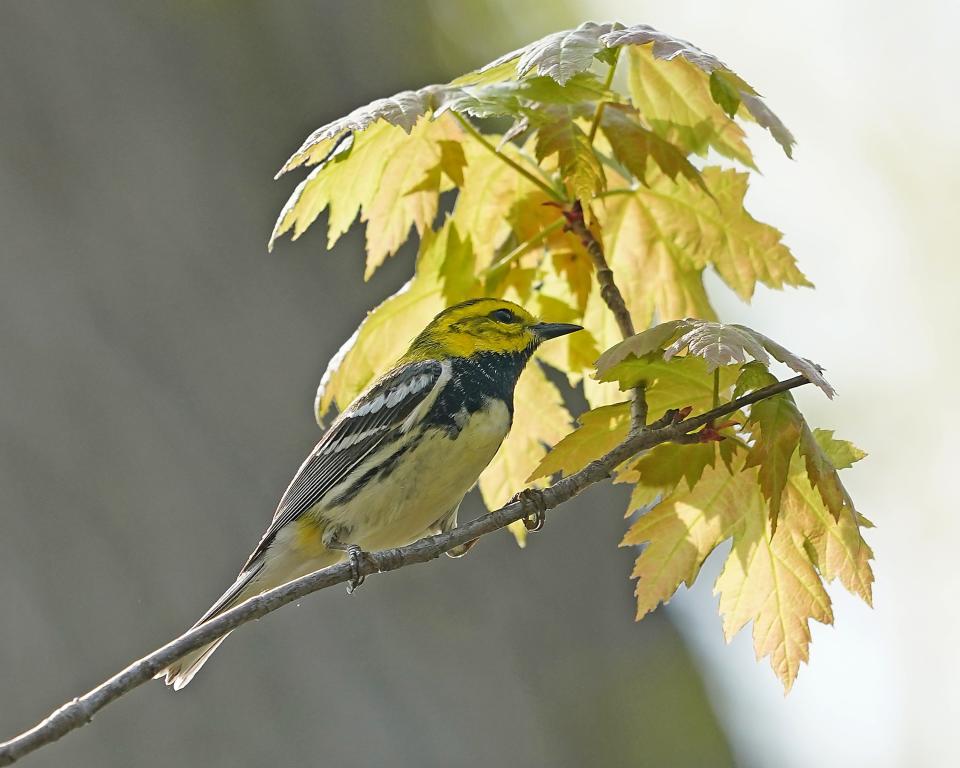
400,298 -> 582,362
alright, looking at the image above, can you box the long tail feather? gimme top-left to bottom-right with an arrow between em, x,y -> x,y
156,564 -> 262,690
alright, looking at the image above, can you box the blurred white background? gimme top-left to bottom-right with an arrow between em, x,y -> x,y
586,1 -> 958,765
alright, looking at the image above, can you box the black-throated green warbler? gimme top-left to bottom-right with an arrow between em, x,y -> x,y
160,298 -> 581,689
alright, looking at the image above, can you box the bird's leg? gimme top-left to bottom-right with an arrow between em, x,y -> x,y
512,488 -> 548,532
323,527 -> 366,594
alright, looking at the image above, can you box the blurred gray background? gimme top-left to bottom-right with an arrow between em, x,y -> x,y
0,3 -> 735,767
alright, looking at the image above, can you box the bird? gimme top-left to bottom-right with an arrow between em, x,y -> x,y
158,298 -> 582,689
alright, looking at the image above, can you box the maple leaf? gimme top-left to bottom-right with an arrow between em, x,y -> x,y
472,21 -> 794,159
619,45 -> 753,167
713,482 -> 834,692
528,402 -> 630,481
405,139 -> 467,193
622,450 -> 745,618
617,441 -> 719,512
276,84 -> 453,175
449,138 -> 542,268
271,113 -> 464,278
602,26 -> 795,159
480,21 -> 621,85
478,360 -> 571,546
442,72 -> 616,121
744,386 -> 804,527
782,432 -> 873,603
597,354 -> 739,416
591,166 -> 807,331
798,423 -> 861,522
535,107 -> 606,203
594,181 -> 716,332
600,103 -> 706,191
596,317 -> 834,398
624,439 -> 869,691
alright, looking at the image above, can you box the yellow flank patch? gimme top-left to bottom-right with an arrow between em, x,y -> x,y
294,517 -> 328,557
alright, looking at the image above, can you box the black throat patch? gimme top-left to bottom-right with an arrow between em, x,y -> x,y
426,351 -> 530,435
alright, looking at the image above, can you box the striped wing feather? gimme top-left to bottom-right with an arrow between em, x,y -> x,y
241,360 -> 442,570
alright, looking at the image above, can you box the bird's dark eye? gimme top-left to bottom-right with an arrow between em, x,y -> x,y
489,308 -> 517,323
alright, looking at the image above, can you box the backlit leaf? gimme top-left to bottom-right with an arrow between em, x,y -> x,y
600,104 -> 706,191
271,113 -> 464,278
598,354 -> 739,416
622,45 -> 754,167
442,72 -> 615,120
535,107 -> 606,203
617,441 -> 718,511
450,139 -> 542,267
603,26 -> 794,158
713,485 -> 834,692
782,439 -> 873,604
528,402 -> 629,481
623,454 -> 746,618
744,386 -> 804,527
276,86 -> 445,174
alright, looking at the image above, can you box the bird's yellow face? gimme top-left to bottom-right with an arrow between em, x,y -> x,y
400,298 -> 582,362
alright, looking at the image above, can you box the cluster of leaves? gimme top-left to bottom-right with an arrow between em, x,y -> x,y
271,21 -> 871,690
538,320 -> 872,688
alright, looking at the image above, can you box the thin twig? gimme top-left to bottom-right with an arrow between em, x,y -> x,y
0,374 -> 812,766
481,219 -> 565,275
452,112 -> 563,202
560,199 -> 647,428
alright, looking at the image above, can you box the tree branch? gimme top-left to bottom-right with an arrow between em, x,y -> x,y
0,374 -> 812,766
560,199 -> 648,428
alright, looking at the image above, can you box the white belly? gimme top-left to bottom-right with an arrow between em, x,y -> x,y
320,398 -> 511,551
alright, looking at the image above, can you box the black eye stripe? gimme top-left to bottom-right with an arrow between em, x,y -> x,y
489,308 -> 517,323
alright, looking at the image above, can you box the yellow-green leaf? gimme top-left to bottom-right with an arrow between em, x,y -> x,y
598,354 -> 738,417
781,445 -> 874,605
744,390 -> 804,527
528,402 -> 630,481
617,442 -> 718,512
623,45 -> 754,167
450,139 -> 541,267
600,103 -> 706,191
714,501 -> 834,692
623,457 -> 746,618
271,113 -> 464,279
594,167 -> 809,330
535,107 -> 605,204
798,424 -> 861,522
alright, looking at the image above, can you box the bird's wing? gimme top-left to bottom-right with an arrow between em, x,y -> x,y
241,359 -> 444,570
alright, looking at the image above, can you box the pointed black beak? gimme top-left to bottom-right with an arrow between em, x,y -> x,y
531,322 -> 584,341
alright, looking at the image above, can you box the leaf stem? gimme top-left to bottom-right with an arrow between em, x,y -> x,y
712,368 -> 721,409
587,49 -> 621,143
452,111 -> 564,202
481,219 -> 565,275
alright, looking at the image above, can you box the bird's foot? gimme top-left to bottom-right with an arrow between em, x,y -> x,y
446,538 -> 479,558
345,544 -> 366,595
512,488 -> 548,532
